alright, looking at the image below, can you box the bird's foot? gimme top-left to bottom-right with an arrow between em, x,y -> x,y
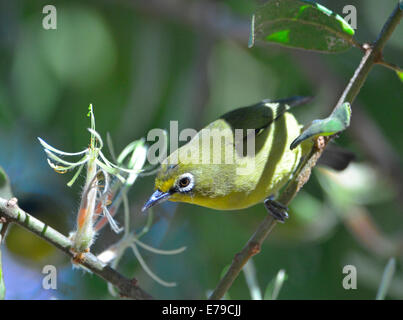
264,197 -> 289,223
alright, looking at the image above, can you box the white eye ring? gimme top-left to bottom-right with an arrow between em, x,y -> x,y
177,173 -> 194,193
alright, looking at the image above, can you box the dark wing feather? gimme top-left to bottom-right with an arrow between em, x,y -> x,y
318,144 -> 356,171
219,96 -> 312,138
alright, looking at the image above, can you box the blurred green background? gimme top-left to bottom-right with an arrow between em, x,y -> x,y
0,0 -> 402,299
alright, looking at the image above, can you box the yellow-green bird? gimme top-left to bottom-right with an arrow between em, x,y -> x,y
142,97 -> 352,221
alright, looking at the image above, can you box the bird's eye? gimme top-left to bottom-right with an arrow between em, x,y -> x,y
176,173 -> 194,193
179,177 -> 190,188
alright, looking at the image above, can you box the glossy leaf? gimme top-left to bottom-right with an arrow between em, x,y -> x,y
250,0 -> 355,52
290,102 -> 351,149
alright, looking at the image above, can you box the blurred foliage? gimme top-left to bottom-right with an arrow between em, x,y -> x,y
0,166 -> 11,300
376,257 -> 396,300
0,0 -> 402,299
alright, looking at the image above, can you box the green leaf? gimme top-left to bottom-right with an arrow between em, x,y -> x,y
250,0 -> 355,53
0,167 -> 12,199
396,70 -> 403,83
264,269 -> 287,300
290,102 -> 351,149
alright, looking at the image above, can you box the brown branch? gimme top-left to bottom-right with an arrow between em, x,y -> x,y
376,59 -> 403,73
209,3 -> 402,300
290,50 -> 403,208
0,197 -> 153,300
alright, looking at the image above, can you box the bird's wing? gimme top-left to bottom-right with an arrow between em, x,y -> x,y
217,96 -> 312,138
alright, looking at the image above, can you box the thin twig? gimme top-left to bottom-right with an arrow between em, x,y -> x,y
351,38 -> 365,52
209,3 -> 402,300
291,48 -> 403,209
376,59 -> 403,73
0,197 -> 153,300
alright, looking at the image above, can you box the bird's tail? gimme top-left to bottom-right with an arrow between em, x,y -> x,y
270,96 -> 314,108
318,144 -> 356,171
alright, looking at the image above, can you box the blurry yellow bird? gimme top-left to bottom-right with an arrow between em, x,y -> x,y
142,97 -> 352,221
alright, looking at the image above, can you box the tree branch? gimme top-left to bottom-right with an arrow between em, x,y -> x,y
209,3 -> 402,300
376,59 -> 403,73
0,197 -> 153,300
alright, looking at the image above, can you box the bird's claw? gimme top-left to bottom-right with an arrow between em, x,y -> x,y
264,198 -> 289,223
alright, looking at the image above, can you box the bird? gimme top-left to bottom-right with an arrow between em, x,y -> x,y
142,97 -> 353,222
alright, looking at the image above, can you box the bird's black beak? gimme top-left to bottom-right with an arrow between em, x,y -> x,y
142,189 -> 171,212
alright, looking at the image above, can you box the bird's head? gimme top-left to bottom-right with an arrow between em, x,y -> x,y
142,161 -> 200,212
142,128 -> 234,212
